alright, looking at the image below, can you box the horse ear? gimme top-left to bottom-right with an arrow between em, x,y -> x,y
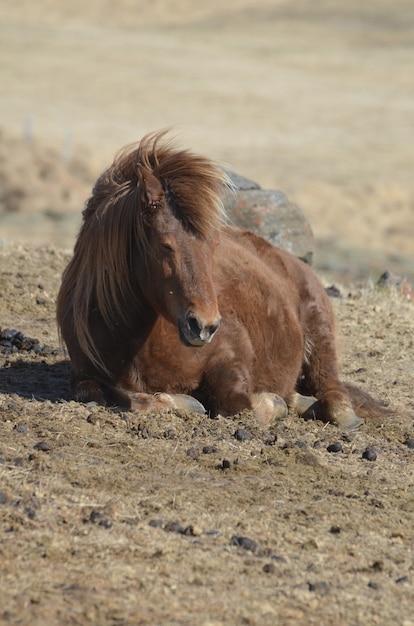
137,165 -> 164,207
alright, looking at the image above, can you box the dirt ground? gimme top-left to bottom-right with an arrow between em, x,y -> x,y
1,241 -> 414,626
1,1 -> 414,625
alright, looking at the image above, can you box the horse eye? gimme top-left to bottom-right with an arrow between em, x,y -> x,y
161,243 -> 174,253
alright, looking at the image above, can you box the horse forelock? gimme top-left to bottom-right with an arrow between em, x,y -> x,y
58,130 -> 231,375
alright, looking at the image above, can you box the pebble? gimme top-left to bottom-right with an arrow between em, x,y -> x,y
234,428 -> 253,442
396,576 -> 409,584
186,447 -> 200,460
308,581 -> 330,595
0,492 -> 8,504
263,563 -> 276,574
325,285 -> 342,298
14,422 -> 28,434
221,459 -> 231,469
404,438 -> 414,449
33,441 -> 52,452
362,448 -> 377,461
230,535 -> 258,552
0,327 -> 59,356
327,442 -> 342,453
202,445 -> 218,454
89,510 -> 112,528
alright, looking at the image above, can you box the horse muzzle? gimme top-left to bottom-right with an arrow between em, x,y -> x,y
178,312 -> 221,347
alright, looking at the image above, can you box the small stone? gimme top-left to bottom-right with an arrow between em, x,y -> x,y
86,414 -> 100,425
221,459 -> 231,469
230,535 -> 258,552
327,442 -> 342,453
234,428 -> 253,442
89,510 -> 112,528
148,519 -> 163,528
368,581 -> 379,589
308,581 -> 330,595
14,422 -> 28,434
164,521 -> 184,534
362,448 -> 377,461
329,525 -> 341,534
263,563 -> 276,574
404,438 -> 414,449
325,285 -> 342,298
0,492 -> 8,504
396,576 -> 409,584
202,445 -> 218,454
295,440 -> 307,449
34,440 -> 51,452
186,447 -> 200,460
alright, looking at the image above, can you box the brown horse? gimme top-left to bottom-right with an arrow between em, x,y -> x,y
57,130 -> 384,429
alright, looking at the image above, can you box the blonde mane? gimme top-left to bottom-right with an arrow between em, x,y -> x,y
57,130 -> 231,375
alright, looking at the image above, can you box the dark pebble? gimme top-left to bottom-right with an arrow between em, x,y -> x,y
396,575 -> 409,584
295,440 -> 307,449
148,519 -> 163,528
14,422 -> 28,434
202,445 -> 218,454
329,525 -> 341,534
0,492 -> 8,504
362,448 -> 377,461
230,535 -> 258,552
234,428 -> 253,442
308,581 -> 330,595
221,459 -> 231,469
271,554 -> 287,564
404,438 -> 414,449
263,563 -> 276,574
34,441 -> 52,452
368,581 -> 379,589
164,521 -> 184,534
182,525 -> 196,536
89,510 -> 112,528
325,285 -> 342,298
327,442 -> 342,453
164,428 -> 176,439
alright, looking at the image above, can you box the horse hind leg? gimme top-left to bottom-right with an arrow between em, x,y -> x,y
288,390 -> 364,430
298,313 -> 364,430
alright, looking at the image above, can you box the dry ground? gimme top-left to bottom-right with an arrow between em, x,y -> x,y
0,242 -> 413,626
1,1 -> 414,624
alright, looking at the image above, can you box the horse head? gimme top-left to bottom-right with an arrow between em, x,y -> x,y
137,163 -> 222,347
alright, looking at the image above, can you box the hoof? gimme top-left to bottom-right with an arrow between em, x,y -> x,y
288,392 -> 317,416
331,405 -> 364,430
252,393 -> 288,426
166,394 -> 206,415
301,399 -> 364,430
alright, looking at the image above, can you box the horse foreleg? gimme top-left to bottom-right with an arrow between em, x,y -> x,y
73,380 -> 205,414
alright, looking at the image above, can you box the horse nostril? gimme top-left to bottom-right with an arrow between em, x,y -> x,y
186,314 -> 202,337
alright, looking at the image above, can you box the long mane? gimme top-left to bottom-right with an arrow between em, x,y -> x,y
57,130 -> 231,375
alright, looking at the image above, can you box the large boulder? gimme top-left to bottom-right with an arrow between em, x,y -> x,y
223,170 -> 314,264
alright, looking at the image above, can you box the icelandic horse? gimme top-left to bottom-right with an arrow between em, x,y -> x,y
57,130 -> 386,429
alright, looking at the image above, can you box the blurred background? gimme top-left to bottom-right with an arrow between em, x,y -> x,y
1,0 -> 413,283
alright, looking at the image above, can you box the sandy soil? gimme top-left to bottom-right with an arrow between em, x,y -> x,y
1,241 -> 414,626
1,2 -> 414,624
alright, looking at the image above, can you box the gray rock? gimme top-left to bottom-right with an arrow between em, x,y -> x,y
222,175 -> 314,264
